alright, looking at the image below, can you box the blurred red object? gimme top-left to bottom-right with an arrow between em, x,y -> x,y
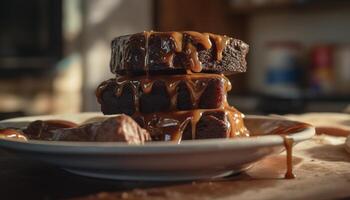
310,45 -> 334,94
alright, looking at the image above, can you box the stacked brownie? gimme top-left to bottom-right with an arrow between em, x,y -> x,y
96,31 -> 250,142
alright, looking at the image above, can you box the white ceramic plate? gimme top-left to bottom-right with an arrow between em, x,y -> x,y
0,112 -> 315,181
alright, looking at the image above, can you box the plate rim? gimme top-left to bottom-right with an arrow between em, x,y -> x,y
0,113 -> 315,155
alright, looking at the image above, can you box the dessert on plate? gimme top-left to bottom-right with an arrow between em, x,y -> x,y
97,31 -> 250,142
0,31 -> 250,144
0,31 -> 316,181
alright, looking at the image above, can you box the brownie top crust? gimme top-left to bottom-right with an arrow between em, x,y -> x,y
110,31 -> 249,75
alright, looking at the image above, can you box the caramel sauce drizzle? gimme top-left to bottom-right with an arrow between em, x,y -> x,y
283,136 -> 295,179
131,81 -> 141,113
183,31 -> 212,50
113,73 -> 231,110
170,32 -> 183,52
143,31 -> 152,76
183,31 -> 211,73
96,73 -> 231,114
185,79 -> 207,108
191,110 -> 202,139
139,31 -> 228,74
166,81 -> 180,110
175,118 -> 191,143
226,106 -> 249,137
187,43 -> 202,73
207,33 -> 229,61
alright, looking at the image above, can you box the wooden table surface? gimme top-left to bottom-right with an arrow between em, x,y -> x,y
1,113 -> 349,200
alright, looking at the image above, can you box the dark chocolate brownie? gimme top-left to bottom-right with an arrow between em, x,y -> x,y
133,109 -> 247,142
96,76 -> 227,115
96,79 -> 135,115
181,111 -> 230,140
110,31 -> 249,75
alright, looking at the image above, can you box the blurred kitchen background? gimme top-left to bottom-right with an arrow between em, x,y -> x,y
0,0 -> 349,120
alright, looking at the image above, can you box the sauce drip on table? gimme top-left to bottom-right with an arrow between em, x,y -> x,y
283,136 -> 295,179
270,122 -> 310,179
316,126 -> 350,137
